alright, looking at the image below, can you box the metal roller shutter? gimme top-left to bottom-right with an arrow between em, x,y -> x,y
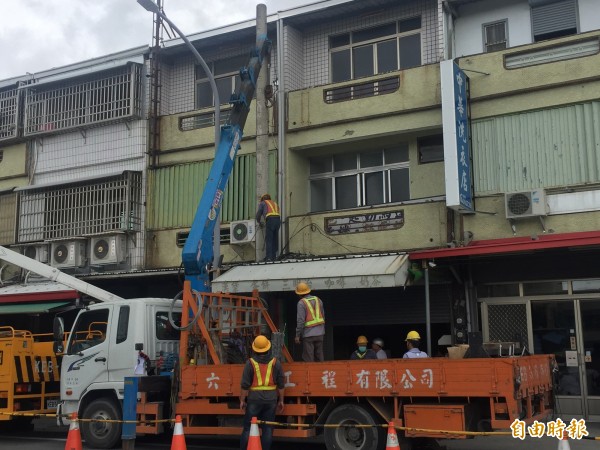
531,0 -> 577,37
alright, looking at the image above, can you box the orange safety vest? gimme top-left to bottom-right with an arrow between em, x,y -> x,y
302,296 -> 325,328
249,357 -> 277,391
264,200 -> 280,218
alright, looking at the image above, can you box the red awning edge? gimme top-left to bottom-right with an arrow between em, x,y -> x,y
409,230 -> 600,261
0,289 -> 79,304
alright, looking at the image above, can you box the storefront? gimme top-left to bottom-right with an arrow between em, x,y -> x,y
410,230 -> 600,421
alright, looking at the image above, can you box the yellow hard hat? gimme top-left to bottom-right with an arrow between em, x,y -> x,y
406,330 -> 421,341
295,282 -> 311,295
252,335 -> 271,353
356,335 -> 368,345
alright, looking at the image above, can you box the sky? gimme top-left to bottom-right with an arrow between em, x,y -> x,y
0,0 -> 314,81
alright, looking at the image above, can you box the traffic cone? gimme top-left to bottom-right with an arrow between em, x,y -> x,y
65,413 -> 82,450
386,422 -> 401,450
171,415 -> 187,450
247,416 -> 262,450
558,430 -> 571,450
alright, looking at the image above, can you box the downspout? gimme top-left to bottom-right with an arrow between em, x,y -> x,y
276,17 -> 287,257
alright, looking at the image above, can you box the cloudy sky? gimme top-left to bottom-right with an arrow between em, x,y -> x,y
0,0 -> 312,81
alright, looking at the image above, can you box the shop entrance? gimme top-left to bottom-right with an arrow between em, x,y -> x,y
531,299 -> 600,420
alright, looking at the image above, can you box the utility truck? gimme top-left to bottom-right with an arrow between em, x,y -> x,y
0,11 -> 556,450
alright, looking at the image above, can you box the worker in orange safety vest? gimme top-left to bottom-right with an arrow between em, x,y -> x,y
255,193 -> 281,261
239,335 -> 285,450
294,282 -> 325,362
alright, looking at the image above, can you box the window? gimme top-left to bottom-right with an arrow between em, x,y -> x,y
196,55 -> 248,109
483,20 -> 508,52
531,0 -> 577,42
68,309 -> 109,354
0,88 -> 19,141
116,306 -> 130,344
329,17 -> 422,85
309,145 -> 410,212
418,135 -> 444,164
156,311 -> 181,341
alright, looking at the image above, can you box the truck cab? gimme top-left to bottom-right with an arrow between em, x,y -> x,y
56,298 -> 180,448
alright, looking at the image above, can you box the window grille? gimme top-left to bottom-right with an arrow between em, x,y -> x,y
323,76 -> 399,103
0,88 -> 19,141
18,171 -> 142,242
309,145 -> 410,212
179,108 -> 232,131
23,64 -> 142,136
0,192 -> 17,244
484,21 -> 508,52
329,17 -> 422,85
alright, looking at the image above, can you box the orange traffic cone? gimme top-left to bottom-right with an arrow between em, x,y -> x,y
171,415 -> 187,450
558,430 -> 571,450
65,413 -> 82,450
247,416 -> 262,450
386,422 -> 401,450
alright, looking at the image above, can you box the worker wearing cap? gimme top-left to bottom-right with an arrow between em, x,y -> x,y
294,282 -> 325,362
240,335 -> 285,450
403,331 -> 429,358
256,193 -> 281,261
351,336 -> 378,360
372,338 -> 387,359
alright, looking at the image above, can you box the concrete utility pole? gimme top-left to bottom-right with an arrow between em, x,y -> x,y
255,3 -> 269,262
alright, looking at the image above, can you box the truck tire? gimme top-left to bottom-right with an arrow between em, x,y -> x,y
324,404 -> 383,450
81,399 -> 122,449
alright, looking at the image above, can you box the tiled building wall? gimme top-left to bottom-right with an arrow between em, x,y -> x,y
302,0 -> 440,89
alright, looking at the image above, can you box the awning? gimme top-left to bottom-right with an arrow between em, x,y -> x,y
0,281 -> 78,304
409,230 -> 600,261
0,301 -> 71,315
211,254 -> 409,293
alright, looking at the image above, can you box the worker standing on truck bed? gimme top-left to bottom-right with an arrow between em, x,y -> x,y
239,335 -> 285,450
256,193 -> 281,261
372,338 -> 387,359
403,330 -> 429,358
351,335 -> 378,359
294,282 -> 326,362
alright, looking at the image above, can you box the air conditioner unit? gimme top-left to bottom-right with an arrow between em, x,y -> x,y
230,219 -> 257,244
505,189 -> 547,219
90,235 -> 127,265
51,241 -> 86,268
22,244 -> 49,263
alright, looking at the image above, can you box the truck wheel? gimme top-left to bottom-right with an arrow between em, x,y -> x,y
324,404 -> 383,450
81,399 -> 122,449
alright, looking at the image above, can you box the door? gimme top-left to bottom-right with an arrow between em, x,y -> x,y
579,299 -> 600,420
61,306 -> 111,400
531,300 -> 584,417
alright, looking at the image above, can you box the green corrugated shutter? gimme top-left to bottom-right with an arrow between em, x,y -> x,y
472,101 -> 600,194
147,151 -> 278,229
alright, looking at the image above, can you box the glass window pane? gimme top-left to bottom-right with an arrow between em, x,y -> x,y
353,45 -> 374,78
330,34 -> 350,48
116,306 -> 129,344
389,168 -> 410,202
523,281 -> 568,295
418,135 -> 444,163
399,34 -> 421,69
335,175 -> 357,209
365,171 -> 384,205
334,153 -> 357,171
385,145 -> 409,164
68,309 -> 109,354
399,16 -> 421,33
360,151 -> 382,168
354,23 -> 396,43
196,81 -> 213,108
311,179 -> 332,212
476,284 -> 520,297
331,50 -> 351,82
573,279 -> 600,293
156,311 -> 181,340
196,64 -> 209,79
377,40 -> 398,73
214,55 -> 247,76
310,156 -> 332,175
580,300 -> 600,395
216,77 -> 233,105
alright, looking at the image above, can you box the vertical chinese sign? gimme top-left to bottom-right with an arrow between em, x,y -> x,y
441,60 -> 474,213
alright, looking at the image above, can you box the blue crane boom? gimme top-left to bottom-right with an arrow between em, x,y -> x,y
182,35 -> 271,293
